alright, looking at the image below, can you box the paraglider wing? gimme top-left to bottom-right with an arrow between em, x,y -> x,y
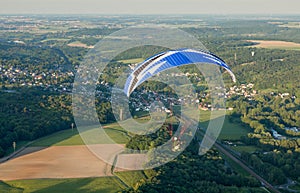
124,48 -> 236,97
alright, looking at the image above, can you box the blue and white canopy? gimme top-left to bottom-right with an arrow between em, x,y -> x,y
124,48 -> 236,97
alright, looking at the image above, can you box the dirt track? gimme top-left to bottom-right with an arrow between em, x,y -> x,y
0,145 -> 125,181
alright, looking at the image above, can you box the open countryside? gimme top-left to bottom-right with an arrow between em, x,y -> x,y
0,14 -> 300,193
0,109 -> 269,192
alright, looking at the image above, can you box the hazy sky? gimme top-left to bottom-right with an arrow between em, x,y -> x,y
0,0 -> 300,15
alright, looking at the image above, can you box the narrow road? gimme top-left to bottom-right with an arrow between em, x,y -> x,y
178,114 -> 281,193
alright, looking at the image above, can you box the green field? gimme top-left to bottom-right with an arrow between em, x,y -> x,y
30,124 -> 130,147
118,58 -> 144,64
3,177 -> 126,193
184,109 -> 250,140
183,109 -> 223,124
218,116 -> 250,140
29,129 -> 84,146
0,181 -> 22,193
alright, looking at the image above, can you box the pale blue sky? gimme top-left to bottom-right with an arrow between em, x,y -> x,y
0,0 -> 299,15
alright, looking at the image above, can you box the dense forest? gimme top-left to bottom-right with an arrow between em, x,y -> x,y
0,88 -> 72,157
123,137 -> 264,193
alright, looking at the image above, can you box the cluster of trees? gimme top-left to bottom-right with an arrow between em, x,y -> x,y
0,88 -> 73,157
231,48 -> 300,93
229,94 -> 300,151
125,124 -> 174,151
0,86 -> 120,157
123,138 -> 263,193
185,20 -> 300,92
0,43 -> 71,71
241,150 -> 300,184
228,96 -> 300,185
185,24 -> 300,188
